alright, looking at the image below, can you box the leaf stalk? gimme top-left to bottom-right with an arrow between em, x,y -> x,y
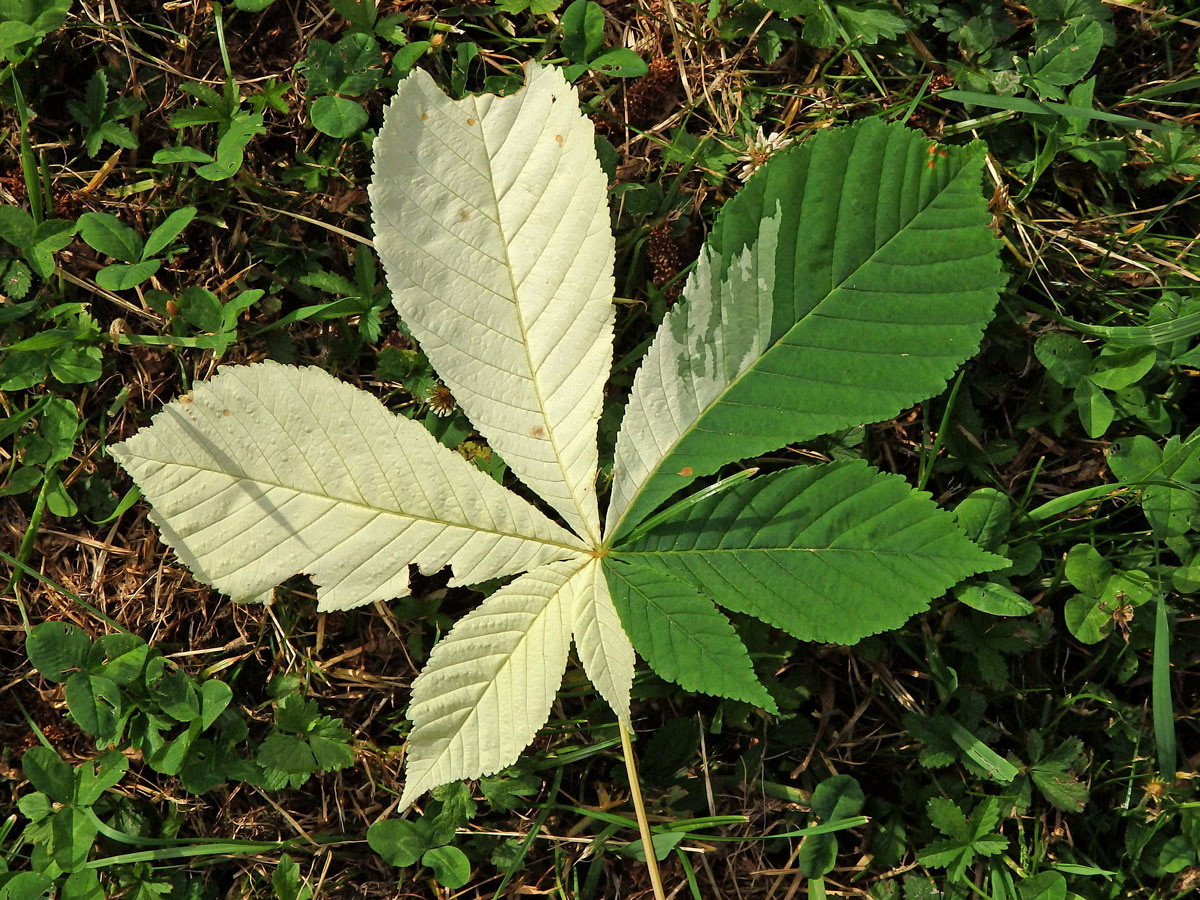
619,721 -> 666,900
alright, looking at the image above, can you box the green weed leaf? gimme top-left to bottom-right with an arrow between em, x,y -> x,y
78,212 -> 143,262
65,672 -> 124,739
954,581 -> 1033,617
587,48 -> 648,77
50,806 -> 97,871
95,633 -> 148,685
1073,378 -> 1113,437
918,796 -> 1008,881
1035,333 -> 1092,388
799,775 -> 865,876
26,621 -> 92,682
560,0 -> 603,63
21,746 -> 75,804
1020,20 -> 1104,96
367,818 -> 433,867
309,95 -> 367,138
75,750 -> 128,805
954,489 -> 1011,551
60,870 -> 104,900
271,855 -> 312,900
1089,346 -> 1156,391
0,872 -> 53,900
1028,736 -> 1089,812
422,845 -> 471,888
1017,871 -> 1067,900
298,34 -> 381,96
142,206 -> 196,260
199,679 -> 233,730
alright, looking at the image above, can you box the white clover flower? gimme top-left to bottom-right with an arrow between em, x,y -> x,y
736,126 -> 793,182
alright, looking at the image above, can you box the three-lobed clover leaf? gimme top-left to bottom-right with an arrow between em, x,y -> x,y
110,62 -> 1007,808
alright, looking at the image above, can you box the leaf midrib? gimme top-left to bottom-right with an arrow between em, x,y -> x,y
470,91 -> 601,547
606,154 -> 980,542
619,546 -> 982,559
131,454 -> 587,554
406,557 -> 591,797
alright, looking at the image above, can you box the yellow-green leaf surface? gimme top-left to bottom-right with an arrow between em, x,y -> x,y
605,119 -> 1005,541
569,556 -> 634,726
370,63 -> 614,545
401,558 -> 599,807
110,362 -> 585,612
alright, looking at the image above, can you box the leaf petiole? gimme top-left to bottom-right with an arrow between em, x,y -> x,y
618,721 -> 666,900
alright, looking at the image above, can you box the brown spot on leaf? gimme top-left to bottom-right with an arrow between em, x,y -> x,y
530,425 -> 546,438
458,208 -> 470,222
421,113 -> 429,120
554,134 -> 563,145
466,117 -> 476,126
222,409 -> 231,417
679,467 -> 693,476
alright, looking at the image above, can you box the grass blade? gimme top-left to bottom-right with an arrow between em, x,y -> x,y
1153,595 -> 1176,776
937,90 -> 1180,133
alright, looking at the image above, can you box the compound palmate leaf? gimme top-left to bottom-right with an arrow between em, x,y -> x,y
370,62 -> 614,546
605,118 -> 1006,542
112,62 -> 1008,810
109,362 -> 586,612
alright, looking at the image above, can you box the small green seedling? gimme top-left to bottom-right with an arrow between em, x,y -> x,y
1035,333 -> 1162,438
24,622 -> 353,794
110,63 -> 1006,815
0,300 -> 103,391
144,284 -> 265,357
294,245 -> 390,343
1108,429 -> 1200,544
67,70 -> 146,158
798,775 -> 865,892
0,205 -> 75,282
952,488 -> 1037,617
255,693 -> 355,790
917,796 -> 1009,884
367,782 -> 476,889
296,32 -> 383,139
559,0 -> 649,80
77,207 -> 196,292
271,855 -> 313,900
154,80 -> 266,180
327,0 -> 409,45
1062,544 -> 1153,644
18,746 -> 126,884
784,0 -> 908,50
0,0 -> 70,66
0,396 -> 77,515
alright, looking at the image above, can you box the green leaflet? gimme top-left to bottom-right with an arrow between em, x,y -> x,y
611,461 -> 1007,646
604,559 -> 777,712
606,118 -> 1005,541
